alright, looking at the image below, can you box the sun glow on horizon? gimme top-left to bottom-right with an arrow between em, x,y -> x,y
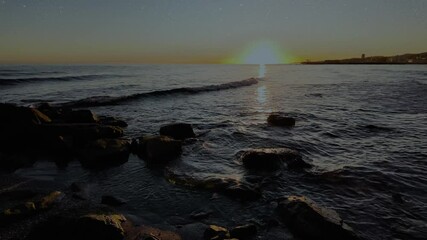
224,41 -> 293,64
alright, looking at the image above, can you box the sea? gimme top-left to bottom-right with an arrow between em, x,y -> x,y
0,64 -> 426,239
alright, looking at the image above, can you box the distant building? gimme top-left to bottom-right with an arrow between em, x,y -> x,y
361,54 -> 365,59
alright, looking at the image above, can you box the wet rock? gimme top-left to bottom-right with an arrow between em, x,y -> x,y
0,103 -> 51,126
240,148 -> 310,171
125,223 -> 182,240
102,195 -> 126,206
99,116 -> 128,127
38,191 -> 64,209
267,113 -> 295,127
230,224 -> 257,239
136,136 -> 182,164
277,196 -> 359,240
204,225 -> 230,240
2,201 -> 37,222
78,138 -> 130,168
166,171 -> 261,200
160,123 -> 196,140
190,210 -> 213,220
62,109 -> 99,123
178,222 -> 209,240
28,214 -> 127,240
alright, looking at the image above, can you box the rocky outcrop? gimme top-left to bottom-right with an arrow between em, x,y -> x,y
267,113 -> 295,127
102,195 -> 126,206
136,136 -> 182,164
0,103 -> 129,170
240,148 -> 311,171
277,196 -> 359,240
160,123 -> 196,140
77,138 -> 130,168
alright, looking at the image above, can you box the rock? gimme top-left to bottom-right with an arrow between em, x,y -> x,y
178,223 -> 209,240
277,196 -> 359,240
165,171 -> 261,200
2,201 -> 37,219
125,223 -> 181,240
28,214 -> 127,240
78,138 -> 130,168
240,148 -> 310,171
204,225 -> 230,240
38,191 -> 64,209
190,210 -> 213,220
136,136 -> 182,164
267,113 -> 295,127
160,123 -> 196,140
99,116 -> 128,127
102,195 -> 126,206
62,109 -> 99,123
230,224 -> 257,239
78,214 -> 126,239
0,103 -> 51,126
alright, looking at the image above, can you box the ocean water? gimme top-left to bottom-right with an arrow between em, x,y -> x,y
1,64 -> 427,239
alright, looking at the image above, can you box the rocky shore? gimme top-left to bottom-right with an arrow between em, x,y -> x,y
0,103 -> 360,239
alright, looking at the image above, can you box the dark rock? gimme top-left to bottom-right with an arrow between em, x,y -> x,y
230,224 -> 257,239
62,109 -> 99,123
99,116 -> 128,127
190,210 -> 213,220
102,195 -> 126,206
267,112 -> 295,127
38,191 -> 64,209
77,138 -> 130,168
136,136 -> 182,164
204,225 -> 230,240
277,196 -> 359,240
178,223 -> 209,240
160,123 -> 196,140
0,103 -> 51,126
165,171 -> 261,201
28,214 -> 127,240
240,148 -> 310,171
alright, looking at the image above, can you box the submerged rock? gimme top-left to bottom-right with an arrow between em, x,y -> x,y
166,171 -> 261,200
230,224 -> 257,239
78,138 -> 130,168
267,113 -> 295,127
136,136 -> 182,164
99,116 -> 128,127
160,123 -> 196,140
240,148 -> 310,171
277,196 -> 359,240
102,195 -> 126,206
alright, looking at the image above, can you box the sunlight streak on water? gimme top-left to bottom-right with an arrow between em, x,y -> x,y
258,64 -> 266,78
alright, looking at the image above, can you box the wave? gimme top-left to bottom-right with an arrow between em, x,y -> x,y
0,74 -> 124,86
60,77 -> 260,108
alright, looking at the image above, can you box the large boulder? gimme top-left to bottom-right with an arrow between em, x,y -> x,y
240,148 -> 311,171
0,103 -> 51,126
160,123 -> 196,140
136,136 -> 182,164
78,138 -> 130,168
28,214 -> 127,240
277,196 -> 359,240
267,113 -> 295,127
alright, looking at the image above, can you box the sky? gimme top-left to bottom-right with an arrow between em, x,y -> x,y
0,0 -> 426,64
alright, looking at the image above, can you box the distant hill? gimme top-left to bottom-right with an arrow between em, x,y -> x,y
302,52 -> 427,64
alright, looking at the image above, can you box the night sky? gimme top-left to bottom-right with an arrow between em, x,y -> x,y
1,0 -> 426,64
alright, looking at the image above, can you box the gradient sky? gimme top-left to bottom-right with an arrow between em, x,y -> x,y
1,0 -> 426,64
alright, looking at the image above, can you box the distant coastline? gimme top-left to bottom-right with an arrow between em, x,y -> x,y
302,52 -> 427,64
